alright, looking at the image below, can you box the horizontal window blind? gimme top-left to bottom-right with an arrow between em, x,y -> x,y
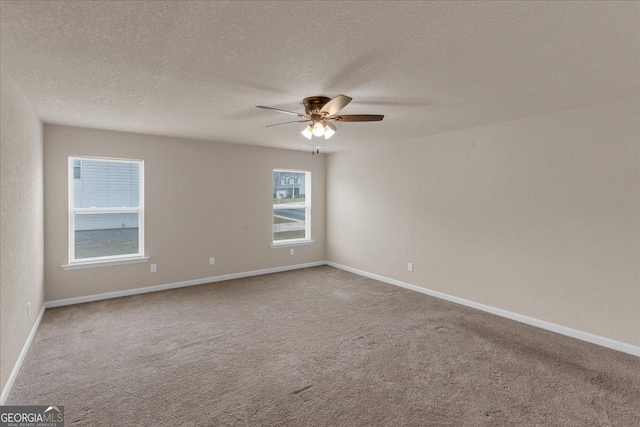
74,160 -> 140,209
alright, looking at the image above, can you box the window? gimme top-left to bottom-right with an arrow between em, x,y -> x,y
73,159 -> 81,180
273,169 -> 310,244
68,157 -> 144,264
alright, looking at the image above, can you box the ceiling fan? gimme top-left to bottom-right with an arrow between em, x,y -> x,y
256,95 -> 384,142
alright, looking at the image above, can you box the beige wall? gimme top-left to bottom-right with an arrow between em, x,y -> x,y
44,125 -> 325,301
0,67 -> 45,391
327,98 -> 640,347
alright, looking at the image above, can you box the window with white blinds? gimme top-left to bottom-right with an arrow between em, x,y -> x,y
68,157 -> 144,263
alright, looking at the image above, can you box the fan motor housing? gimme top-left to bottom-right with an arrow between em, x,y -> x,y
303,96 -> 331,114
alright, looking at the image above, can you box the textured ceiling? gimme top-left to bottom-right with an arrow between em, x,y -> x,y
1,1 -> 638,152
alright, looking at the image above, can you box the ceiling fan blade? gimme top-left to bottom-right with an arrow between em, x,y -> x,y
320,95 -> 353,116
330,114 -> 384,122
256,105 -> 308,118
265,120 -> 310,127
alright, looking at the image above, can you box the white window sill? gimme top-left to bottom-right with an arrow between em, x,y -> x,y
62,256 -> 150,271
270,240 -> 315,249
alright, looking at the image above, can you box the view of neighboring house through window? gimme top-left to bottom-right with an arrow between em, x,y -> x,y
273,169 -> 310,243
69,157 -> 144,262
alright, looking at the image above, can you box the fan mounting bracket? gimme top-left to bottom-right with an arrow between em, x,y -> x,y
303,96 -> 331,114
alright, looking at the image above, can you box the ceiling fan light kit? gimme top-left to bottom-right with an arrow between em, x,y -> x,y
256,94 -> 384,153
324,122 -> 336,139
301,124 -> 313,139
312,121 -> 325,137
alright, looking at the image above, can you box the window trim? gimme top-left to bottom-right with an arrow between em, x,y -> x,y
67,156 -> 145,266
62,256 -> 149,271
272,168 -> 312,247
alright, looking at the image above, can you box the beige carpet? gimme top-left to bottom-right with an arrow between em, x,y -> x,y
7,266 -> 640,426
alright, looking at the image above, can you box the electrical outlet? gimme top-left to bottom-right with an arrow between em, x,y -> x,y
209,257 -> 215,265
27,302 -> 31,317
150,264 -> 157,273
290,248 -> 295,256
408,263 -> 413,272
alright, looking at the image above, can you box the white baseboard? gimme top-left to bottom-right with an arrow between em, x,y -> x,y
1,304 -> 46,405
3,259 -> 637,405
1,261 -> 325,404
46,261 -> 326,308
326,261 -> 640,357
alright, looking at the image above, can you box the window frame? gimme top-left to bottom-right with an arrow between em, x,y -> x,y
67,156 -> 145,265
272,168 -> 311,246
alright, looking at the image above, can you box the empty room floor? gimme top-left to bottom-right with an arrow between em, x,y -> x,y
7,266 -> 640,426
